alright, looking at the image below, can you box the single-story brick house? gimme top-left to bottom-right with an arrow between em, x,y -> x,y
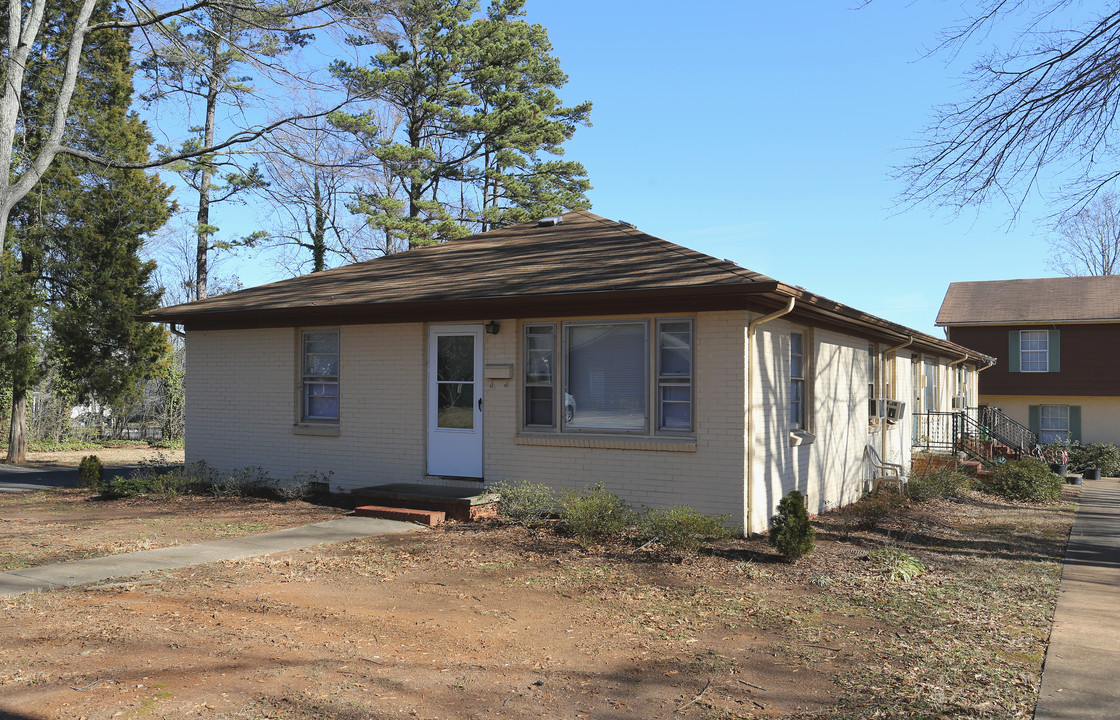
145,211 -> 989,534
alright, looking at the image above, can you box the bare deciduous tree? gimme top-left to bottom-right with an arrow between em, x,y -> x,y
1047,191 -> 1120,276
896,2 -> 1120,216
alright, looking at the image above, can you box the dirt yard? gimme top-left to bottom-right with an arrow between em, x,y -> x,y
0,486 -> 1077,720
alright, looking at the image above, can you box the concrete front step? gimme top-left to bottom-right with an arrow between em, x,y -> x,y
355,505 -> 446,526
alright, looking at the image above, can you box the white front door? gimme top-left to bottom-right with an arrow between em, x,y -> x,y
427,324 -> 484,477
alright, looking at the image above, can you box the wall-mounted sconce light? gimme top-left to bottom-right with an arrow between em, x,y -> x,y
485,320 -> 501,335
911,353 -> 920,363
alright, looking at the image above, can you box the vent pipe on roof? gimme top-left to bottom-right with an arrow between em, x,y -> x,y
537,216 -> 563,227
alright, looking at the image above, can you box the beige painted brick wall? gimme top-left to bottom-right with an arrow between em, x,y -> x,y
482,311 -> 748,522
185,325 -> 426,489
184,311 -> 928,530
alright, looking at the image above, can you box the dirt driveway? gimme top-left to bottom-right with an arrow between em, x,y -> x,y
0,487 -> 1076,719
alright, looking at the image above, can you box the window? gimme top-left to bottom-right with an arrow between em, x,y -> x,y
790,332 -> 805,429
565,321 -> 648,430
1040,405 -> 1069,444
1020,330 -> 1049,372
301,329 -> 339,421
657,319 -> 693,431
524,324 -> 556,426
522,318 -> 693,434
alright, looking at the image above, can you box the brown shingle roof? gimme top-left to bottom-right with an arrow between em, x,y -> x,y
937,276 -> 1120,325
144,209 -> 991,363
146,211 -> 775,321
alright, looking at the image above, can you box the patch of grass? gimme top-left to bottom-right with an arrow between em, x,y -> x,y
866,548 -> 925,583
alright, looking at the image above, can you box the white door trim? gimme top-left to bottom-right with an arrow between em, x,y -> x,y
427,324 -> 484,478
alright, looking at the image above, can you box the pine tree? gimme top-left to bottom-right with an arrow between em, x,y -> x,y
1,0 -> 173,463
330,0 -> 591,251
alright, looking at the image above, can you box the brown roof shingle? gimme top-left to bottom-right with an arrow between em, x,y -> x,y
146,211 -> 775,321
937,276 -> 1120,325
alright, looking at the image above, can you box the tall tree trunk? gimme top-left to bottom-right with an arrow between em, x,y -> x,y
312,174 -> 326,272
5,252 -> 34,464
195,81 -> 218,300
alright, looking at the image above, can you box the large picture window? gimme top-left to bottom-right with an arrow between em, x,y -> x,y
302,329 -> 339,421
523,318 -> 693,434
565,322 -> 648,431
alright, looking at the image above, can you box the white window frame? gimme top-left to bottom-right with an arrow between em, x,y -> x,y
1020,329 -> 1049,373
301,329 -> 339,422
1040,405 -> 1070,444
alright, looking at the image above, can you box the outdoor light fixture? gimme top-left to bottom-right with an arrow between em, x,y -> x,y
485,320 -> 501,335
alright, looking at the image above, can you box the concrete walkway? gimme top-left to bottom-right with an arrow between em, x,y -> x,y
1035,477 -> 1120,720
0,516 -> 414,598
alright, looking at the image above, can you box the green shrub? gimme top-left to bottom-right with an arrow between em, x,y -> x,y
769,490 -> 815,561
77,455 -> 103,490
491,480 -> 557,525
981,458 -> 1063,502
559,483 -> 636,545
635,506 -> 735,554
1068,442 -> 1120,476
906,465 -> 971,503
867,548 -> 925,583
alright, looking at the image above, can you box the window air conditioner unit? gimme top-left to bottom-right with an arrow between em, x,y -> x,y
884,399 -> 905,423
868,398 -> 886,419
951,395 -> 966,410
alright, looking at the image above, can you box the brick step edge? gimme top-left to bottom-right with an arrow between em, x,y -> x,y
355,505 -> 445,526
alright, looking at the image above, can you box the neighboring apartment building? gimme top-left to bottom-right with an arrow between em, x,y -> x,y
937,276 -> 1120,444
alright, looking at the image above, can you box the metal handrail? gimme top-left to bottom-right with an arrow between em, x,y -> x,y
912,407 -> 1038,466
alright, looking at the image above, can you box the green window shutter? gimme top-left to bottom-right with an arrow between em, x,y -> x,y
1048,329 -> 1061,372
1008,331 -> 1020,372
1069,405 -> 1081,443
1028,405 -> 1041,436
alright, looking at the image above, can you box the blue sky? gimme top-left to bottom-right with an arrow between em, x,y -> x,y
201,1 -> 1065,336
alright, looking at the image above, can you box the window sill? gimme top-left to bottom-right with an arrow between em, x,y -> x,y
789,430 -> 816,447
291,424 -> 340,437
515,433 -> 696,452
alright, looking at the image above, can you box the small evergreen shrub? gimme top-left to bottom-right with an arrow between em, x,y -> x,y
981,458 -> 1063,502
769,490 -> 815,560
77,455 -> 103,489
906,465 -> 971,503
491,480 -> 557,525
559,483 -> 635,545
635,506 -> 735,554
